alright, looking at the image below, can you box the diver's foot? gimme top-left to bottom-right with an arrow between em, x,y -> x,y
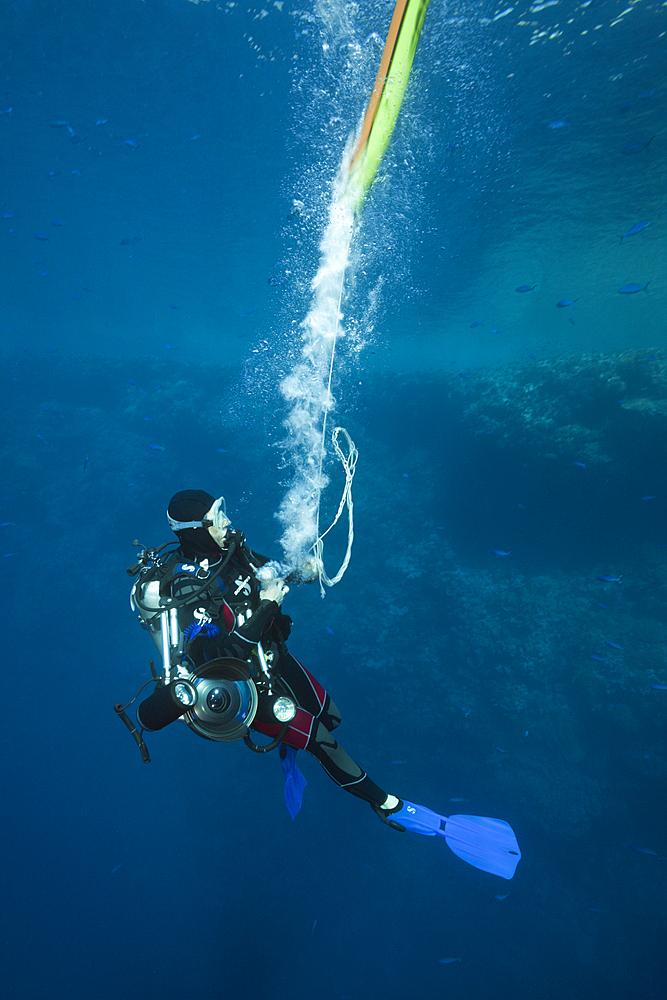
381,794 -> 400,812
371,794 -> 406,830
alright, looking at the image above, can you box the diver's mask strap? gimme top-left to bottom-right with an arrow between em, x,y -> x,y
167,513 -> 212,531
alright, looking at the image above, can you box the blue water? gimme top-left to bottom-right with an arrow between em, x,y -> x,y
1,1 -> 666,998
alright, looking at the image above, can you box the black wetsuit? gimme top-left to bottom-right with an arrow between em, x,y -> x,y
148,532 -> 388,807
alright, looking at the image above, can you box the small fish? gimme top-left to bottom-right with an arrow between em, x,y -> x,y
0,106 -> 11,114
495,893 -> 509,900
71,168 -> 81,176
621,136 -> 655,153
516,284 -> 536,292
123,138 -> 139,149
189,133 -> 202,141
459,372 -> 469,379
438,957 -> 462,964
641,496 -> 657,500
49,119 -> 69,127
95,117 -> 110,125
597,602 -> 610,609
311,918 -> 317,937
618,282 -> 649,294
556,298 -> 578,307
150,444 -> 165,451
517,503 -> 526,509
36,433 -> 47,444
2,212 -> 14,219
83,456 -> 88,473
629,844 -> 664,857
34,232 -> 49,241
495,747 -> 508,753
51,219 -> 65,227
492,549 -> 511,556
110,863 -> 124,874
470,321 -> 483,328
620,221 -> 650,243
597,575 -> 622,583
650,684 -> 667,690
605,641 -> 623,649
590,654 -> 609,663
325,626 -> 334,636
548,120 -> 569,129
572,461 -> 587,468
169,304 -> 180,310
449,797 -> 467,802
36,271 -> 51,277
0,522 -> 15,527
568,315 -> 575,324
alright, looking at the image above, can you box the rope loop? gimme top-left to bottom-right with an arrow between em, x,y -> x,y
312,426 -> 357,596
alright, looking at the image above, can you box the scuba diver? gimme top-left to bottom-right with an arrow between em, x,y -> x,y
116,489 -> 521,880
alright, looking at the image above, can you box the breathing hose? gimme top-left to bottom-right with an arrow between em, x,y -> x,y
243,722 -> 289,754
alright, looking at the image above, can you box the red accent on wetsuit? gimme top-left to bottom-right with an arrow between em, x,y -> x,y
222,600 -> 235,631
251,660 -> 327,750
294,659 -> 326,711
252,707 -> 315,750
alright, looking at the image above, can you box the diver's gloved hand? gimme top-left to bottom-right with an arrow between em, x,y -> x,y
259,578 -> 289,605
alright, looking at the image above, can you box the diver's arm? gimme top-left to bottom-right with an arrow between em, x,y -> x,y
230,571 -> 289,646
231,598 -> 281,646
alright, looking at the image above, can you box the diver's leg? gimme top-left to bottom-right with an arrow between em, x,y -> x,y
305,721 -> 391,806
278,651 -> 341,731
320,695 -> 341,732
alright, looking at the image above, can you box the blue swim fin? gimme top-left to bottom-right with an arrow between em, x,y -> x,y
280,745 -> 307,820
373,799 -> 521,880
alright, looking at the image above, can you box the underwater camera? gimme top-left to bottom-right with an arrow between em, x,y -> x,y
115,656 -> 296,761
137,657 -> 259,742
